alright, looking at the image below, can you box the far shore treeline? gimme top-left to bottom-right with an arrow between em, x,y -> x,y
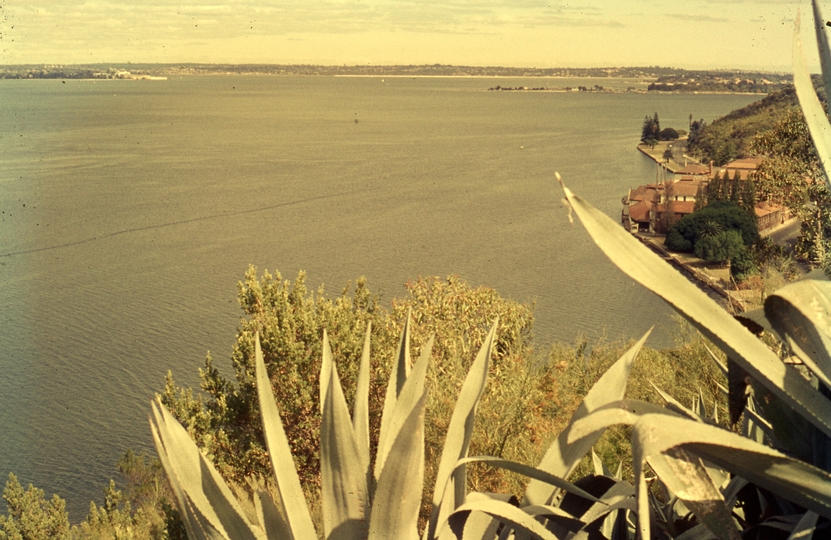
0,63 -> 792,93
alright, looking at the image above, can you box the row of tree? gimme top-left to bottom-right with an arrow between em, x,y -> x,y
695,169 -> 757,217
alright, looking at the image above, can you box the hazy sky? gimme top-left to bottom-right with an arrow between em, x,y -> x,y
0,1 -> 825,70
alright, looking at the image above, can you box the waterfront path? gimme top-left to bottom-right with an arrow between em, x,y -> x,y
637,138 -> 703,174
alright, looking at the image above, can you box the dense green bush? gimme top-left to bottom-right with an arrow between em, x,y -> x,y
0,474 -> 71,540
665,200 -> 759,252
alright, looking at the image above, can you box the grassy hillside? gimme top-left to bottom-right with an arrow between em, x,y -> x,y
686,86 -> 799,165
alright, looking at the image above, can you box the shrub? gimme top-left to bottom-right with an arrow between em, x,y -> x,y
659,127 -> 679,141
666,200 -> 759,253
0,474 -> 70,540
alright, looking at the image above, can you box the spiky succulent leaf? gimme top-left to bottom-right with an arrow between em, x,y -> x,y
631,414 -> 831,520
794,9 -> 831,186
813,0 -> 831,116
764,279 -> 831,388
523,330 -> 650,505
375,332 -> 432,480
648,450 -> 741,540
560,182 -> 831,440
149,414 -> 209,540
368,392 -> 428,540
150,398 -> 261,539
447,499 -> 562,540
320,331 -> 369,539
454,456 -> 599,504
788,511 -> 819,539
253,334 -> 318,539
353,321 -> 373,482
375,311 -> 413,480
427,319 -> 498,539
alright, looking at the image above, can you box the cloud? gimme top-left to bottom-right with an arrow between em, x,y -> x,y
667,13 -> 729,23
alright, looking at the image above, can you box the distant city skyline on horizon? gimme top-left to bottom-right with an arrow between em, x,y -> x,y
1,1 -> 827,72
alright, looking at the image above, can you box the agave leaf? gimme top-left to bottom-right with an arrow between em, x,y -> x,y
453,493 -> 509,540
630,413 -> 831,519
320,334 -> 369,539
576,479 -> 635,526
253,334 -> 318,539
721,476 -> 749,510
427,319 -> 498,540
566,399 -> 684,444
794,9 -> 831,186
742,397 -> 774,445
813,0 -> 831,126
375,333 -> 432,480
787,511 -> 818,539
446,500 -> 561,540
735,308 -> 782,343
149,415 -> 205,540
561,184 -> 831,439
196,456 -> 263,540
764,280 -> 831,388
247,479 -> 293,539
591,450 -> 608,477
648,449 -> 741,540
368,392 -> 427,540
523,331 -> 650,505
353,321 -> 373,481
454,456 -> 599,504
573,497 -> 637,540
650,382 -> 703,422
376,311 -> 413,480
150,399 -> 231,538
674,524 -> 719,540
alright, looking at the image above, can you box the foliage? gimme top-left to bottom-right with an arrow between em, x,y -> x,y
693,229 -> 745,265
562,170 -> 831,539
0,452 -> 186,540
161,269 -> 557,528
640,113 -> 660,143
77,451 -> 186,540
665,200 -> 759,253
659,127 -> 678,141
687,86 -> 799,165
162,267 -> 390,497
0,474 -> 70,540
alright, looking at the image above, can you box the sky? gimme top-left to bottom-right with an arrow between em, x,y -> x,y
0,1 -> 826,71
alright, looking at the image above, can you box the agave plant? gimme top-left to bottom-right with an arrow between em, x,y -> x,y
537,3 -> 831,538
151,312 -> 636,540
150,4 -> 831,539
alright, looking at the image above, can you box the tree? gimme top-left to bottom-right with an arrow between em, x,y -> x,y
665,200 -> 759,252
659,127 -> 679,141
730,170 -> 742,203
694,229 -> 745,265
0,474 -> 70,540
641,113 -> 661,143
662,146 -> 674,163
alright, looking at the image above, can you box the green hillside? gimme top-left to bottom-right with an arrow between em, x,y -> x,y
686,86 -> 799,165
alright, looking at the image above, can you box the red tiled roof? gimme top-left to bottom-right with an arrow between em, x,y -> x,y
658,201 -> 696,215
725,157 -> 765,170
676,164 -> 710,175
629,200 -> 652,222
669,182 -> 701,198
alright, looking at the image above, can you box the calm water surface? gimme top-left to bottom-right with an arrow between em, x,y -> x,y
0,75 -> 758,518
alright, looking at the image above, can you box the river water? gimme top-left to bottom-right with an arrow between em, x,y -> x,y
0,75 -> 758,519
